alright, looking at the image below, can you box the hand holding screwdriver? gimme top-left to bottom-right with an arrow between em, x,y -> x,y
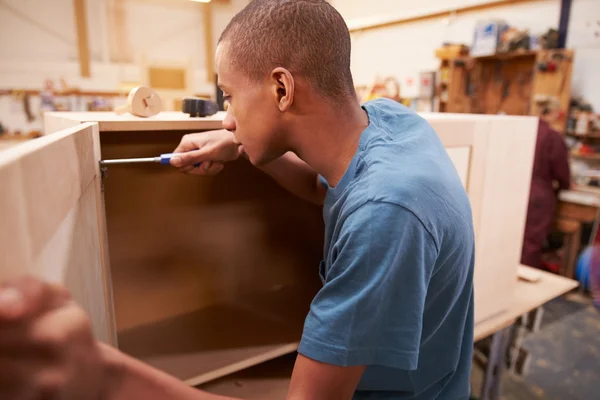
169,129 -> 242,175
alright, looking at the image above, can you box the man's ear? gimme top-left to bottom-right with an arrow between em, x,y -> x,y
271,67 -> 294,112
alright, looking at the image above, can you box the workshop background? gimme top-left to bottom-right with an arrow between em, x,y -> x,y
1,0 -> 600,399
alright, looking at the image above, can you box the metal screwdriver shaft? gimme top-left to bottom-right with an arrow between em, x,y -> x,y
100,157 -> 161,165
99,153 -> 200,167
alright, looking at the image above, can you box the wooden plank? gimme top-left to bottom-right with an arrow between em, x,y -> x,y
348,0 -> 548,34
0,123 -> 115,344
445,147 -> 471,189
117,287 -> 312,386
107,0 -> 131,63
517,267 -> 541,282
474,50 -> 538,61
198,354 -> 295,399
74,0 -> 91,77
426,114 -> 538,323
559,189 -> 600,208
203,3 -> 215,83
44,113 -> 83,135
44,112 -> 226,132
473,116 -> 537,323
557,201 -> 598,223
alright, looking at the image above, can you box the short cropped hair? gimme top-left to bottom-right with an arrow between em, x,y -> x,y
219,0 -> 355,100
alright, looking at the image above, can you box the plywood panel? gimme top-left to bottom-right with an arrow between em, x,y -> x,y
44,112 -> 225,132
118,286 -> 311,386
426,114 -> 537,323
98,130 -> 324,333
0,123 -> 115,344
445,146 -> 471,188
198,353 -> 295,399
473,117 -> 537,322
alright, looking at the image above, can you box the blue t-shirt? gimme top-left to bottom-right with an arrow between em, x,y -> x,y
297,98 -> 475,399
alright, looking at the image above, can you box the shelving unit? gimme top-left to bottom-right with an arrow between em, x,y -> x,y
571,153 -> 600,160
566,132 -> 600,140
436,49 -> 574,133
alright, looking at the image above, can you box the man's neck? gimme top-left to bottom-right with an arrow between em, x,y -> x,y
290,100 -> 369,187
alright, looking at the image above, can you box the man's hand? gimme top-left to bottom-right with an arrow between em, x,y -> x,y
170,130 -> 242,175
0,277 -> 107,400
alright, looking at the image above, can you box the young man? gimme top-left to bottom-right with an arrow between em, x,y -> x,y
0,1 -> 474,399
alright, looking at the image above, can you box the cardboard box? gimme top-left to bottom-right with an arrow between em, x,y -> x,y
471,20 -> 509,57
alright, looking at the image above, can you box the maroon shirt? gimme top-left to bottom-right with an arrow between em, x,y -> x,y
521,119 -> 570,268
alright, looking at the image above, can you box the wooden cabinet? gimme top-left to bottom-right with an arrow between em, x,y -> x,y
0,110 -> 537,392
423,113 -> 538,323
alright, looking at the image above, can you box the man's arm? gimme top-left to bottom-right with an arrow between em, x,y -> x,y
257,152 -> 326,205
170,130 -> 325,205
101,343 -> 234,400
102,343 -> 363,400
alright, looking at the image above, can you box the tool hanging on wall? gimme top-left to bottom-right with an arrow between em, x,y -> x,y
23,93 -> 34,122
115,86 -> 162,117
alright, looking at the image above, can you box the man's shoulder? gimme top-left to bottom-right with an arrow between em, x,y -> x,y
362,98 -> 432,139
340,156 -> 473,252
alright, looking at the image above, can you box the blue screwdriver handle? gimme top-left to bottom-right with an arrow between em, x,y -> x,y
160,153 -> 201,168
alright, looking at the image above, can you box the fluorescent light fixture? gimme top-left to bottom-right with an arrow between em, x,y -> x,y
190,0 -> 212,3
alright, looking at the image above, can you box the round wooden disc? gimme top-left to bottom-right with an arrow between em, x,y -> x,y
125,86 -> 162,117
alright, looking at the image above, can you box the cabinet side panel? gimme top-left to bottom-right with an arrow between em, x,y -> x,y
445,147 -> 471,189
474,117 -> 538,323
43,114 -> 83,135
0,123 -> 113,342
93,125 -> 119,346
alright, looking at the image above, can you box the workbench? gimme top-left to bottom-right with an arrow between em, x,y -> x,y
196,266 -> 579,400
556,189 -> 600,278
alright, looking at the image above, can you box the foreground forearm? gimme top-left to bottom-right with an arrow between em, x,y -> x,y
258,152 -> 325,205
101,343 -> 239,400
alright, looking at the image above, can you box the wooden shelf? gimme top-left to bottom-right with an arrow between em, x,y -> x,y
197,353 -> 295,399
571,153 -> 600,160
567,132 -> 600,139
117,287 -> 311,387
473,50 -> 538,61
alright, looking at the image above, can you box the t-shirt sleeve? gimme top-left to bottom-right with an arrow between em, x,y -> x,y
298,201 -> 438,370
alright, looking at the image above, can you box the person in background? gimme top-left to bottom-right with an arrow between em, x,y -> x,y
521,113 -> 571,269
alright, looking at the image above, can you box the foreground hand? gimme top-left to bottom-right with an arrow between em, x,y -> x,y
0,277 -> 106,400
170,129 -> 242,175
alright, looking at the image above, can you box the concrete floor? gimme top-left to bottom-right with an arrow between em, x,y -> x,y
472,292 -> 600,400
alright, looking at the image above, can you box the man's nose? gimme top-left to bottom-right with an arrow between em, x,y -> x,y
223,111 -> 236,131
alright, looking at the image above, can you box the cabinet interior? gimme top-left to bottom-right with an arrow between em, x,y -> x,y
99,130 -> 324,385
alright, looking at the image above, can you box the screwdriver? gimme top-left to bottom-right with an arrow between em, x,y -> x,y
100,153 -> 201,167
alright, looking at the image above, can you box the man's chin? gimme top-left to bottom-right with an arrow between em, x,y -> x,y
249,152 -> 279,168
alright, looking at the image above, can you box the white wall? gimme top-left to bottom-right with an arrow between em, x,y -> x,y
333,0 -> 600,110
